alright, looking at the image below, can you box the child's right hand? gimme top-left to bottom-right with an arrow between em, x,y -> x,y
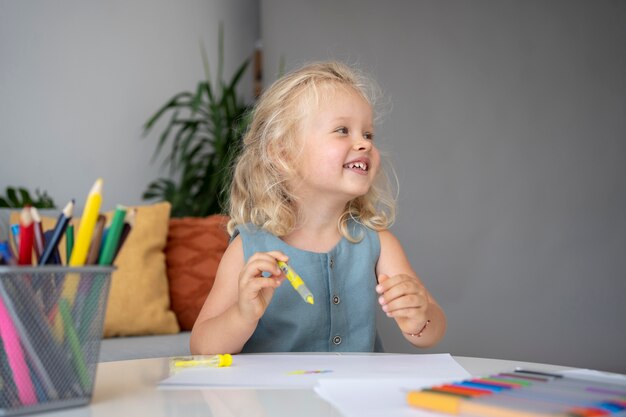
237,251 -> 288,322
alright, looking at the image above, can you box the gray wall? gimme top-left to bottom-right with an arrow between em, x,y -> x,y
0,0 -> 259,212
1,0 -> 624,373
261,0 -> 626,372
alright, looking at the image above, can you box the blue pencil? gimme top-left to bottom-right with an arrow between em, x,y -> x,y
39,200 -> 74,265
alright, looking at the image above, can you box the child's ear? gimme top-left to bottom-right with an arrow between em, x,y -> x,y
266,139 -> 283,159
267,139 -> 295,174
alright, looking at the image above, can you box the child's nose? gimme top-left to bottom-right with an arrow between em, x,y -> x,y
353,137 -> 372,151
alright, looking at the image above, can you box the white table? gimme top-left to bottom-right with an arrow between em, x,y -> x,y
38,355 -> 571,417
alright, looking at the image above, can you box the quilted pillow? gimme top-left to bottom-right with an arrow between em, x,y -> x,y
165,215 -> 230,330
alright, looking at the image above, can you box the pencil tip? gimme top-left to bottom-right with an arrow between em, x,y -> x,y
63,199 -> 75,217
30,206 -> 41,222
127,208 -> 137,223
20,206 -> 33,225
90,178 -> 103,194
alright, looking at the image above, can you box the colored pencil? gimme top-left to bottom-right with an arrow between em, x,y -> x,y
17,208 -> 34,265
0,241 -> 17,266
39,199 -> 74,265
65,224 -> 74,265
111,208 -> 135,263
85,214 -> 106,265
98,205 -> 127,266
29,207 -> 45,262
57,299 -> 90,391
0,287 -> 37,405
69,179 -> 103,267
0,279 -> 60,400
9,224 -> 20,255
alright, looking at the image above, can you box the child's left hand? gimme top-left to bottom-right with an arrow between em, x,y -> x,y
376,273 -> 430,334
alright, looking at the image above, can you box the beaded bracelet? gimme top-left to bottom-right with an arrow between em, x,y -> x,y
404,320 -> 431,338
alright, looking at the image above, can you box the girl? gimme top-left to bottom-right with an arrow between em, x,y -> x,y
190,61 -> 446,354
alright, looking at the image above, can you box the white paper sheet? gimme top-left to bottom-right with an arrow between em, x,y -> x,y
559,368 -> 626,385
314,379 -> 453,417
159,353 -> 469,390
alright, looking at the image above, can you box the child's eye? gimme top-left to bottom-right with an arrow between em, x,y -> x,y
364,132 -> 375,141
335,127 -> 349,135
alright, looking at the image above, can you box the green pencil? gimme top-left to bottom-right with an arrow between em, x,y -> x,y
65,224 -> 74,265
98,206 -> 127,266
58,299 -> 90,392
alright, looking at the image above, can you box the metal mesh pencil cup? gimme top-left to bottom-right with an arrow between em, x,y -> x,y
0,266 -> 113,416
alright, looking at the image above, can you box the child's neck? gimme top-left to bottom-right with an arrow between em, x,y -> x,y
282,223 -> 342,253
281,203 -> 344,253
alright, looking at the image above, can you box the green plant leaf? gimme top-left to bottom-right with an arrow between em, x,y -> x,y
18,188 -> 33,206
7,188 -> 20,206
153,110 -> 180,164
141,25 -> 251,217
143,92 -> 194,132
217,22 -> 224,89
228,59 -> 250,92
34,189 -> 56,208
191,81 -> 206,113
0,186 -> 56,208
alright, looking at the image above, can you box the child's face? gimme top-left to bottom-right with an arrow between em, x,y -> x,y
294,85 -> 380,203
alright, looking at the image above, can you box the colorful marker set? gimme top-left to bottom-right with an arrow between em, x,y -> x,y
407,369 -> 626,417
0,179 -> 131,414
0,178 -> 135,268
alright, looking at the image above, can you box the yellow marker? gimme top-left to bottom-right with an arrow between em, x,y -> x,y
171,354 -> 233,368
277,261 -> 315,305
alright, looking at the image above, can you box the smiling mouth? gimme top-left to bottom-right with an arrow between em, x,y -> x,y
343,161 -> 368,172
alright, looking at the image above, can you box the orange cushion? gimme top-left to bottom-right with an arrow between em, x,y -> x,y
165,215 -> 230,330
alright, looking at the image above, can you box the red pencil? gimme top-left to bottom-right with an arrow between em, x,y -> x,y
30,206 -> 46,262
18,207 -> 35,265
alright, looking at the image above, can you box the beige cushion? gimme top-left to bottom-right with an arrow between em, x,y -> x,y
12,202 -> 180,337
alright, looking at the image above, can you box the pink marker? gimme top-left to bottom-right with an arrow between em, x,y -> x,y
0,296 -> 37,405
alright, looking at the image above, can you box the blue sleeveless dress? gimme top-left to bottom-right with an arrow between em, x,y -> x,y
234,221 -> 384,353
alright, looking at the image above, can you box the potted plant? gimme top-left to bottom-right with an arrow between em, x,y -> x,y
142,28 -> 251,217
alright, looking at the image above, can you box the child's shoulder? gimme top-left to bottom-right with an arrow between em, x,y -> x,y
232,222 -> 267,237
377,229 -> 406,253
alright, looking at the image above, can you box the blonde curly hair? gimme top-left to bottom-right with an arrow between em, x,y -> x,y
226,61 -> 396,242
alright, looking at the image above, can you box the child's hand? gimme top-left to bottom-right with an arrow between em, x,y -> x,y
237,251 -> 287,322
376,273 -> 430,335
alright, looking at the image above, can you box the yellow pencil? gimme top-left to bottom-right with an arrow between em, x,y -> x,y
69,178 -> 103,267
62,178 -> 103,307
55,179 -> 103,341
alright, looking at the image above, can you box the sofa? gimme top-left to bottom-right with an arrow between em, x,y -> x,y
7,202 -> 229,363
99,332 -> 192,362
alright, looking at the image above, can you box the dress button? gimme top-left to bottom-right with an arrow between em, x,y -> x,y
332,335 -> 342,345
329,258 -> 334,269
332,295 -> 340,305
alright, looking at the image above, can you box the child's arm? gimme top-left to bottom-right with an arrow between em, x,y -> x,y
376,230 -> 446,348
189,236 -> 286,354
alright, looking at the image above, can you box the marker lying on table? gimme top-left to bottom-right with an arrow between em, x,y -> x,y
277,261 -> 314,305
171,354 -> 233,368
